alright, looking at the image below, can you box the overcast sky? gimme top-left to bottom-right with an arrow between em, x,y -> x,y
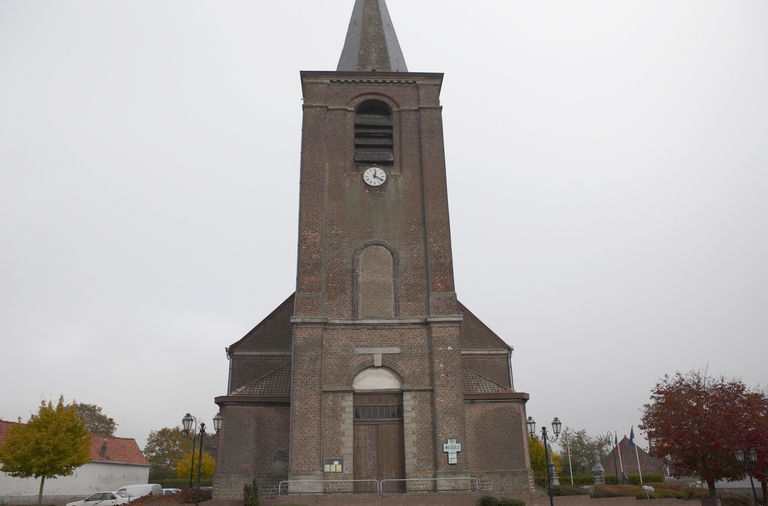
1,1 -> 767,454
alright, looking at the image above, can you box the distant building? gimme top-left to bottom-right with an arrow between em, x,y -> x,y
0,420 -> 149,501
602,436 -> 666,480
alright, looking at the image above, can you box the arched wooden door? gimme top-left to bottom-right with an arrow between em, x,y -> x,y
353,392 -> 405,492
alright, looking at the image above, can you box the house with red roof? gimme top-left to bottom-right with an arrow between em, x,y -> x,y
0,420 -> 150,501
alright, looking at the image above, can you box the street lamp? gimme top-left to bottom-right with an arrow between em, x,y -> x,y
735,448 -> 759,506
181,414 -> 198,489
182,413 -> 223,506
527,416 -> 562,506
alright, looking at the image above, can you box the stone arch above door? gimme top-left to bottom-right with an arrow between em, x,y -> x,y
353,366 -> 403,392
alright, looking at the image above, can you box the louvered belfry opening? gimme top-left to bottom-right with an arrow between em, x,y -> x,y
355,100 -> 393,165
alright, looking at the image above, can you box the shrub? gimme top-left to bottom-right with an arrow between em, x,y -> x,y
592,485 -> 643,498
243,478 -> 259,506
128,488 -> 212,505
540,475 -> 609,486
652,487 -> 686,499
479,496 -> 525,506
498,499 -> 525,506
720,493 -> 753,506
550,485 -> 591,497
536,475 -> 601,487
603,474 -> 665,485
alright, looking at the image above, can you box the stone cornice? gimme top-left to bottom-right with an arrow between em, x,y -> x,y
291,316 -> 462,325
464,392 -> 530,402
460,350 -> 510,356
215,396 -> 290,405
228,350 -> 292,356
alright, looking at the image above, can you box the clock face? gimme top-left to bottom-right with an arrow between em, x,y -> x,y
362,166 -> 387,187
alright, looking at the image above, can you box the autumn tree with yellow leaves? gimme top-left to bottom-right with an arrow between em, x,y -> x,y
0,397 -> 92,505
176,449 -> 216,480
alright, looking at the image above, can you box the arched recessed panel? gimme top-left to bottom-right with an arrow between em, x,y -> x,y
357,244 -> 395,318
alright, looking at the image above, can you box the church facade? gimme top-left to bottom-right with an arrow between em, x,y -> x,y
213,0 -> 533,498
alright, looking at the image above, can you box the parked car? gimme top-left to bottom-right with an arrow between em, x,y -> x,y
115,484 -> 161,500
161,488 -> 181,496
66,491 -> 130,506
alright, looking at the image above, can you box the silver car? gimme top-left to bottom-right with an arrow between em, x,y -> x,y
66,491 -> 131,506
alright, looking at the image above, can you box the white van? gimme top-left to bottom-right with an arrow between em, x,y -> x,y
116,484 -> 162,500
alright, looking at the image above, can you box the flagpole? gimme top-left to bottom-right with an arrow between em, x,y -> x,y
616,431 -> 625,482
631,426 -> 643,484
566,434 -> 574,485
608,431 -> 619,484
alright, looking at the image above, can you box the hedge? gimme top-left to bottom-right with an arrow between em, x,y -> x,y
480,497 -> 526,506
128,488 -> 212,505
536,474 -> 666,488
155,478 -> 213,489
529,482 -> 757,504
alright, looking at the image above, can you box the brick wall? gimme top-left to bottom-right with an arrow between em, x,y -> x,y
213,404 -> 290,500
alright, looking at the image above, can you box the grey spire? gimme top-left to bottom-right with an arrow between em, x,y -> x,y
337,0 -> 408,72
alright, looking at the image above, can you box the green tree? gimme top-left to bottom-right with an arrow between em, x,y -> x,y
640,368 -> 768,498
559,427 -> 611,476
243,477 -> 260,506
0,397 -> 92,505
71,402 -> 117,436
176,449 -> 216,480
143,427 -> 188,482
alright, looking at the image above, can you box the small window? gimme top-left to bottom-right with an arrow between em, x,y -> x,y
355,100 -> 393,165
354,404 -> 403,421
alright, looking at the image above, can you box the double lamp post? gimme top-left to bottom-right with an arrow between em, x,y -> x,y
527,416 -> 562,506
735,448 -> 760,506
182,412 -> 222,506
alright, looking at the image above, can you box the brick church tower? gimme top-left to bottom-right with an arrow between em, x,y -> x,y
213,0 -> 534,498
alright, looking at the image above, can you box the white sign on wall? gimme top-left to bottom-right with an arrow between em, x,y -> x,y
443,439 -> 462,464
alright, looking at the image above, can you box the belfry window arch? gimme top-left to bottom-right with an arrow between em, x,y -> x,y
354,99 -> 393,165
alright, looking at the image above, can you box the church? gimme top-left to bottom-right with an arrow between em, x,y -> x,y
213,0 -> 533,499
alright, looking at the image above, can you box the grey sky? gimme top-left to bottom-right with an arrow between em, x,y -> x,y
1,1 -> 767,453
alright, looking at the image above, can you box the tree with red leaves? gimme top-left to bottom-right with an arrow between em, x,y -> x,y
639,369 -> 768,498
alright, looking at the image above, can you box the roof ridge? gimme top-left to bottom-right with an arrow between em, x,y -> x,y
228,293 -> 294,352
92,434 -> 139,440
458,301 -> 511,351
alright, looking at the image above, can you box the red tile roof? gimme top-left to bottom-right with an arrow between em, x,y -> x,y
463,369 -> 514,395
0,419 -> 147,467
90,435 -> 149,466
0,419 -> 18,442
231,363 -> 292,397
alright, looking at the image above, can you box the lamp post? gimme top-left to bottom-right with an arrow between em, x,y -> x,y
527,416 -> 562,506
182,412 -> 223,506
735,448 -> 759,506
181,414 -> 198,489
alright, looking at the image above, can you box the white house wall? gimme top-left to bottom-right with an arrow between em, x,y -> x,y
0,462 -> 149,502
